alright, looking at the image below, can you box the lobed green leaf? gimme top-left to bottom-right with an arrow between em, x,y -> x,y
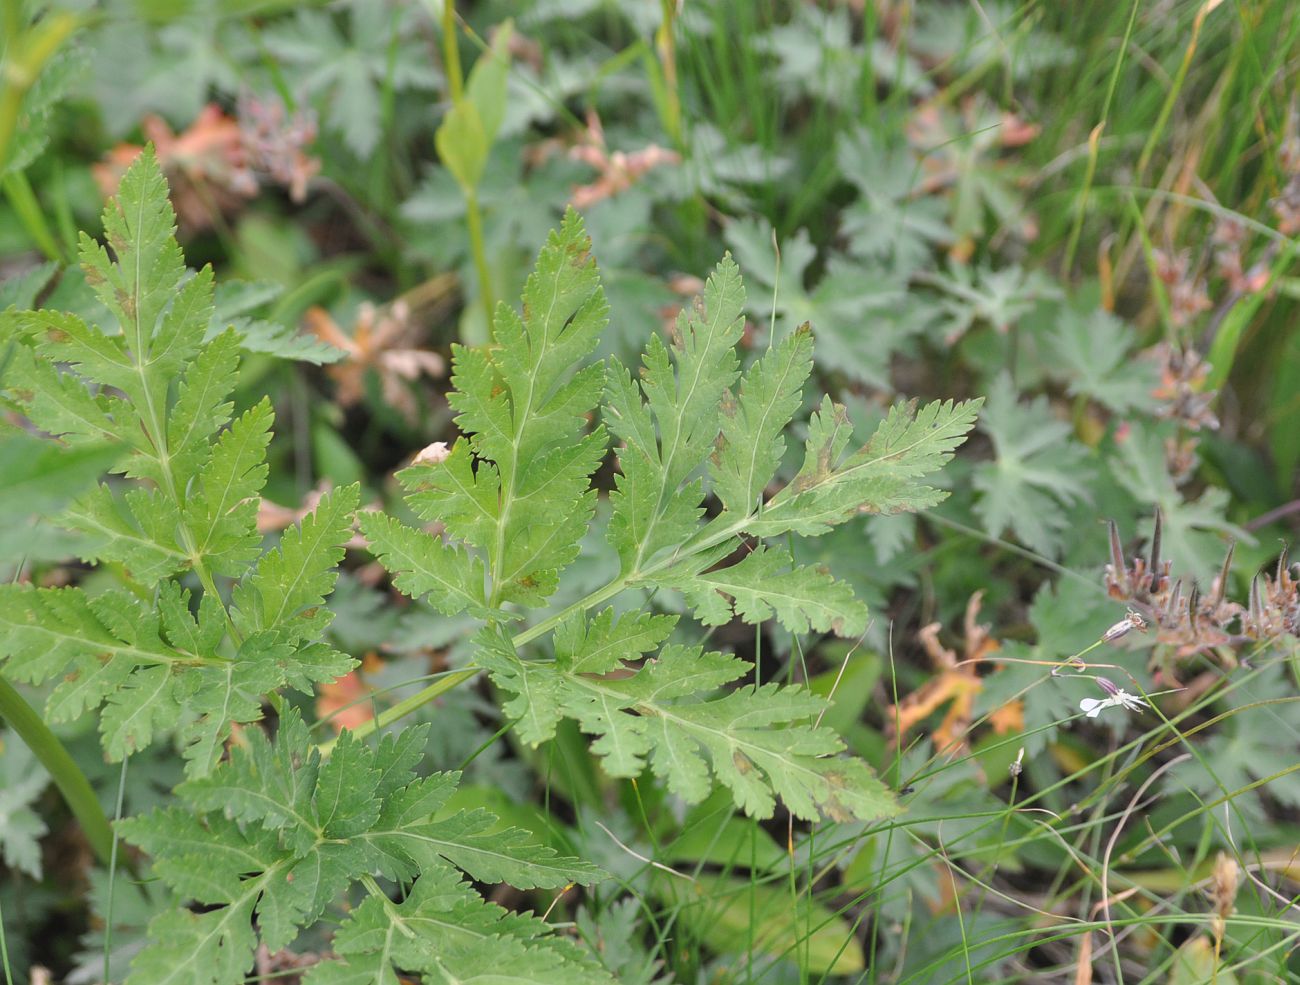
123,708 -> 604,982
606,254 -> 746,572
475,623 -> 895,822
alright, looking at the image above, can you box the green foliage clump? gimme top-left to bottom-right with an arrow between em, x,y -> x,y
0,149 -> 978,983
6,2 -> 1297,980
367,211 -> 979,824
120,711 -> 605,985
0,149 -> 356,775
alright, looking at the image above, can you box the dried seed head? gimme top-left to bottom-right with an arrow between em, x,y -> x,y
1100,514 -> 1257,659
1187,584 -> 1201,641
1009,747 -> 1025,779
1208,851 -> 1239,940
1209,541 -> 1235,609
1210,851 -> 1239,916
1101,609 -> 1147,644
1107,520 -> 1128,595
1149,508 -> 1164,579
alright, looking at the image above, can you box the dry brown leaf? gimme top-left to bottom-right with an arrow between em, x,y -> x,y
95,106 -> 255,232
1074,931 -> 1093,985
304,301 -> 445,422
412,441 -> 451,466
96,100 -> 323,231
886,592 -> 1022,756
569,109 -> 680,209
315,653 -> 385,734
238,94 -> 321,203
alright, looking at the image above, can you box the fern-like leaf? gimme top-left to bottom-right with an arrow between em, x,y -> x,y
183,398 -> 273,574
233,483 -> 361,643
658,544 -> 868,637
748,395 -> 984,537
357,510 -> 492,619
606,255 -> 746,573
121,711 -> 604,985
0,575 -> 353,770
370,230 -> 979,824
709,324 -> 816,515
377,210 -> 609,609
305,869 -> 616,985
477,621 -> 895,822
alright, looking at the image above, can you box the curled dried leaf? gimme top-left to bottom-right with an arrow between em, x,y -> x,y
887,592 -> 1021,756
305,301 -> 445,421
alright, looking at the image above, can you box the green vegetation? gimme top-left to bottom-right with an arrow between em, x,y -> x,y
1,2 -> 1298,983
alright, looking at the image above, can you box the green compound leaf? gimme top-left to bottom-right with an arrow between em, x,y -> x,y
64,484 -> 189,583
209,281 -> 346,365
357,510 -> 493,619
121,711 -> 603,985
306,867 -> 615,985
658,544 -> 869,638
606,254 -> 746,573
78,146 -> 191,374
476,623 -> 897,823
1,158 -> 362,772
0,580 -> 352,771
0,586 -> 184,698
370,209 -> 608,609
183,398 -> 273,575
749,394 -> 984,538
233,483 -> 362,643
371,222 -> 977,827
166,328 -> 241,484
709,324 -> 816,516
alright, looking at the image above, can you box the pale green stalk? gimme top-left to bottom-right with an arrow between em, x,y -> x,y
441,0 -> 494,332
0,676 -> 115,867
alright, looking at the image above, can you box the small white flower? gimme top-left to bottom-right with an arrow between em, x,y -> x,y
1079,691 -> 1148,718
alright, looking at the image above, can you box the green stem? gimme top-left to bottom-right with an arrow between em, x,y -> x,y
2,171 -> 63,262
441,0 -> 464,104
1060,0 -> 1139,276
318,667 -> 477,758
317,573 -> 629,757
464,187 -> 495,342
1133,1 -> 1213,183
0,894 -> 12,985
317,517 -> 752,755
2,0 -> 21,46
359,873 -> 391,907
0,675 -> 115,868
0,11 -> 79,169
654,0 -> 682,147
102,754 -> 129,985
439,1 -> 493,337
